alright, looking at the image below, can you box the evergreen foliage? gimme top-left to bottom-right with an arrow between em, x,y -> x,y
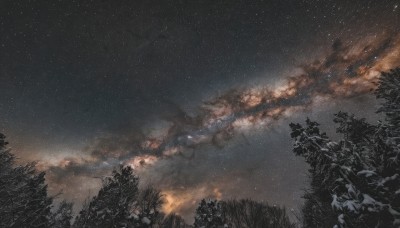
52,200 -> 73,228
73,166 -> 140,227
194,199 -> 225,228
0,133 -> 54,228
290,68 -> 400,227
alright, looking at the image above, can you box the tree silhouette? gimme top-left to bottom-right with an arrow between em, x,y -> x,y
52,200 -> 73,228
290,68 -> 400,228
73,166 -> 167,228
133,186 -> 164,228
221,199 -> 295,228
0,133 -> 54,227
194,199 -> 225,228
74,166 -> 139,227
159,213 -> 189,228
194,198 -> 295,228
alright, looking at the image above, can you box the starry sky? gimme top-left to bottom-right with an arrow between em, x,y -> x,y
0,0 -> 399,222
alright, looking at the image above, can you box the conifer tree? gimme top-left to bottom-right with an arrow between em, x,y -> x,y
290,68 -> 400,227
0,133 -> 54,227
194,199 -> 225,228
74,165 -> 139,228
52,200 -> 73,228
74,166 -> 166,228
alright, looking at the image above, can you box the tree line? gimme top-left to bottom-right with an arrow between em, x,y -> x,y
1,68 -> 399,227
0,133 -> 294,228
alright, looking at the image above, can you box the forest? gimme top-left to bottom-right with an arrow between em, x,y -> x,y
1,68 -> 399,227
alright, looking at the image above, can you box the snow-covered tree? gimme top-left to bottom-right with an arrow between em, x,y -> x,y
52,200 -> 73,228
194,199 -> 225,228
0,133 -> 54,228
73,166 -> 167,228
74,165 -> 140,227
290,68 -> 400,227
133,186 -> 164,228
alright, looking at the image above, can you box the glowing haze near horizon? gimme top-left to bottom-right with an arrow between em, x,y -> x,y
0,0 -> 399,222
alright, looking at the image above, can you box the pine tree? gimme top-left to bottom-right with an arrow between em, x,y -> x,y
194,199 -> 225,228
52,200 -> 73,228
289,119 -> 338,227
73,166 -> 166,228
290,68 -> 400,227
74,165 -> 139,228
0,133 -> 54,227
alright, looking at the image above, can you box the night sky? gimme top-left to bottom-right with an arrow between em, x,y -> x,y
1,0 -> 399,222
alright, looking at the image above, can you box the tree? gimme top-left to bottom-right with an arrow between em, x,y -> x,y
194,198 -> 295,228
133,186 -> 164,228
52,200 -> 73,228
73,166 -> 166,228
0,133 -> 54,227
194,199 -> 225,228
289,68 -> 400,227
74,165 -> 140,227
159,213 -> 189,228
289,119 -> 339,227
221,199 -> 295,228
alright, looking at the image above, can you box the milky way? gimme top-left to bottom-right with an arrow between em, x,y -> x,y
39,31 -> 400,220
44,32 -> 400,173
1,0 -> 399,222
